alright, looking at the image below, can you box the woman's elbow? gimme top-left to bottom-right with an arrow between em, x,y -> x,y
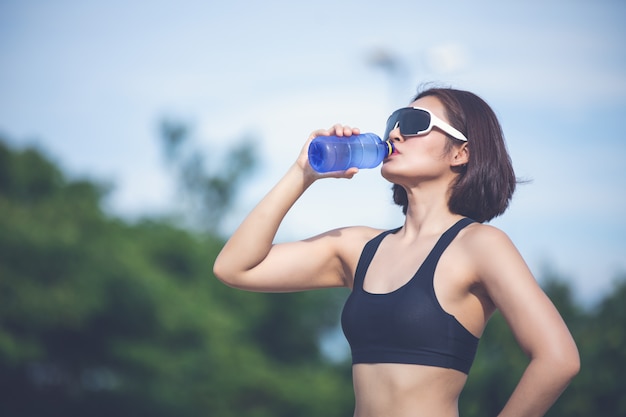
213,257 -> 256,291
212,257 -> 238,287
563,347 -> 581,381
551,340 -> 581,384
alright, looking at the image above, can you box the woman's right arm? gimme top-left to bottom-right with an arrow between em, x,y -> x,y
212,125 -> 365,292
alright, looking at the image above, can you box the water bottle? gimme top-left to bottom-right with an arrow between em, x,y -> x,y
307,133 -> 393,173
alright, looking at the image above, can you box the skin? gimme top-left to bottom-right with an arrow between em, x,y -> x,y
213,96 -> 580,417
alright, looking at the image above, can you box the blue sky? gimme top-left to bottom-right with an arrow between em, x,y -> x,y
1,0 -> 625,305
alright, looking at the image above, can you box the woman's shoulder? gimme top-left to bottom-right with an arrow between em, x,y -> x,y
459,220 -> 527,279
456,220 -> 520,261
461,220 -> 512,245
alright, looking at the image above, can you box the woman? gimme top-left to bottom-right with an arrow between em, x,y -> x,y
213,87 -> 579,417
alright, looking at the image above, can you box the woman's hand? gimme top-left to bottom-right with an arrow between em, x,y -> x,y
297,124 -> 362,182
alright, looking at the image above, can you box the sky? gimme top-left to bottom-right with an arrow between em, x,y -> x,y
1,0 -> 625,306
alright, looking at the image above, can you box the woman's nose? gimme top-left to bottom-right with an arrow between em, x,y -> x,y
389,124 -> 404,142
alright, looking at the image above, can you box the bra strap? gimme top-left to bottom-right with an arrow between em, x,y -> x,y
421,217 -> 476,274
353,228 -> 399,289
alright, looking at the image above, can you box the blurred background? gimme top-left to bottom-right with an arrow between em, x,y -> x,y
1,1 -> 625,416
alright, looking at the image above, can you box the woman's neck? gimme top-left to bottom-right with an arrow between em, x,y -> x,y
400,185 -> 461,239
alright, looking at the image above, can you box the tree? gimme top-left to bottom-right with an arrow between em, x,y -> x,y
0,137 -> 354,417
551,276 -> 626,417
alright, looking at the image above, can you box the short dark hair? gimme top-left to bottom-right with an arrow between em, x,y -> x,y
391,87 -> 517,223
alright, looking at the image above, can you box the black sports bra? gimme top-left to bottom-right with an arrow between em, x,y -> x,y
340,218 -> 479,374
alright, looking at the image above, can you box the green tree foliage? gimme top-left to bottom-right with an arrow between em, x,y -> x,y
0,138 -> 353,417
0,136 -> 625,416
551,277 -> 626,417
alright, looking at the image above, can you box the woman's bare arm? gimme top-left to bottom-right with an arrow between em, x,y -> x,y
470,225 -> 580,417
213,125 -> 369,292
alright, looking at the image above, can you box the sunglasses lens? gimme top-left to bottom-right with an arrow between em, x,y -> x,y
400,109 -> 431,136
384,108 -> 432,139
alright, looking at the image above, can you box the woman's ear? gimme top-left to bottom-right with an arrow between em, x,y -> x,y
451,143 -> 469,167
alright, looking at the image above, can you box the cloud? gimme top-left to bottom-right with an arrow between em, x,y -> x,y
425,43 -> 470,74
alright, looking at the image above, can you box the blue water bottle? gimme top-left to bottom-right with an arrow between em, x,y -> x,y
307,133 -> 393,173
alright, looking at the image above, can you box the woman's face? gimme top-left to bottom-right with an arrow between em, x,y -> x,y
381,95 -> 459,186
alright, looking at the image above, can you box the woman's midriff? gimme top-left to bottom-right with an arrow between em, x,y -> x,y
351,363 -> 468,417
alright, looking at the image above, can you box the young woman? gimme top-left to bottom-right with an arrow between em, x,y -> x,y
213,87 -> 579,417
